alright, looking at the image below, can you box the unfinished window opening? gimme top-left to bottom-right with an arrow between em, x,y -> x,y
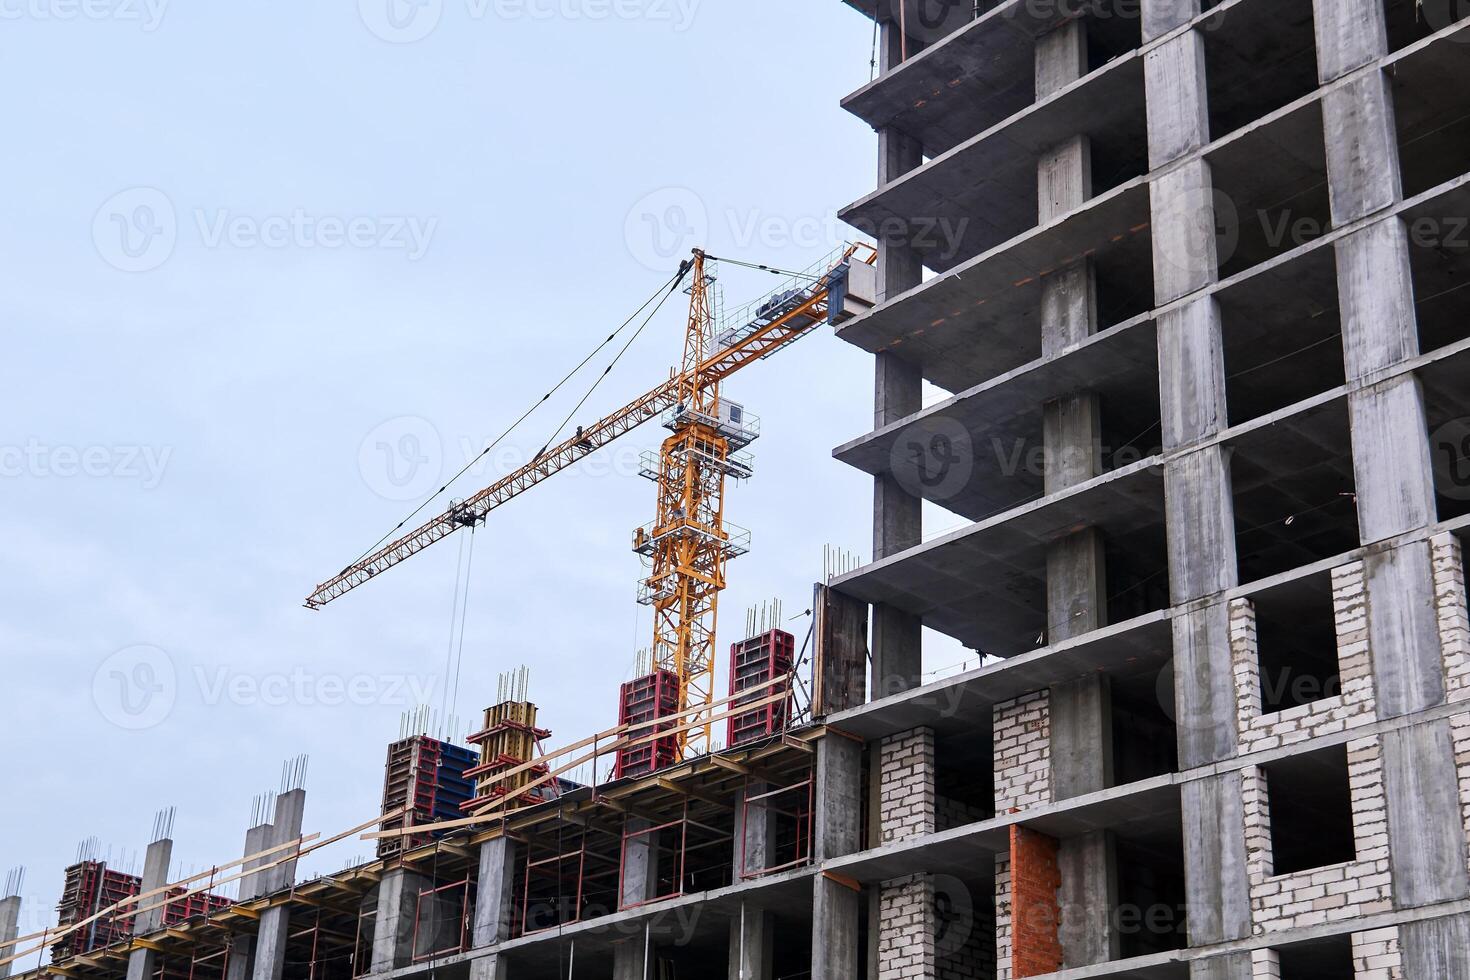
1203,0 -> 1320,141
1408,192 -> 1470,356
1094,249 -> 1156,335
937,724 -> 995,829
1110,674 -> 1178,785
1385,0 -> 1469,52
1417,351 -> 1470,521
1229,398 -> 1359,585
936,864 -> 997,976
1219,246 -> 1345,426
1277,932 -> 1356,978
1115,832 -> 1189,959
1103,530 -> 1172,628
1392,35 -> 1470,198
1253,574 -> 1341,714
1207,99 -> 1332,279
1262,744 -> 1357,875
518,823 -> 621,935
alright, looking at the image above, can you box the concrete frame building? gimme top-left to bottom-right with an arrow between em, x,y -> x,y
11,1 -> 1470,979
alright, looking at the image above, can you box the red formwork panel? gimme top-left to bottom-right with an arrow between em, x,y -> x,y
727,629 -> 795,747
616,670 -> 681,779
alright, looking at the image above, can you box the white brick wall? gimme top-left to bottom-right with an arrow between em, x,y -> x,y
1243,736 -> 1393,934
994,856 -> 1011,980
880,727 -> 935,843
1432,532 -> 1470,701
994,692 -> 1051,814
1453,712 -> 1470,876
1352,926 -> 1404,979
1229,567 -> 1376,756
1250,948 -> 1280,978
878,874 -> 935,980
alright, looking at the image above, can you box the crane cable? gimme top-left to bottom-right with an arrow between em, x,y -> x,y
702,253 -> 824,281
531,256 -> 693,460
347,266 -> 688,568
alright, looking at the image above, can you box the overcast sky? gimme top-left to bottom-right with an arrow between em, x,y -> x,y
1,0 -> 971,957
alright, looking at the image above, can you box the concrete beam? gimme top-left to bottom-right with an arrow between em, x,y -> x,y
1381,720 -> 1470,908
727,904 -> 774,980
1180,773 -> 1251,945
473,837 -> 518,947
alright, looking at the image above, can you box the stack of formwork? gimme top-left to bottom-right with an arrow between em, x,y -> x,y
464,700 -> 553,811
727,629 -> 795,747
162,888 -> 233,926
54,861 -> 140,959
615,670 -> 681,778
376,735 -> 480,859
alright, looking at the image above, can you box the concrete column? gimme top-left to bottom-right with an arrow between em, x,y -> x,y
1313,0 -> 1390,83
251,789 -> 306,980
1401,912 -> 1470,979
1058,832 -> 1120,967
613,926 -> 649,980
733,784 -> 778,882
1323,71 -> 1402,224
1142,0 -> 1203,44
467,953 -> 508,980
369,869 -> 426,974
811,875 -> 861,980
1144,28 -> 1211,171
125,836 -> 173,980
1180,773 -> 1251,945
814,584 -> 869,715
0,896 -> 23,980
1190,952 -> 1252,980
812,735 -> 862,980
472,836 -> 518,949
727,904 -> 774,980
223,823 -> 270,980
1381,720 -> 1470,909
621,819 -> 662,909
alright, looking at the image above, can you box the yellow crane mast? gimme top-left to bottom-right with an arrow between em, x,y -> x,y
306,243 -> 877,762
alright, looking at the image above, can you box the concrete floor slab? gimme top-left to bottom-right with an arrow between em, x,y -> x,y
833,315 -> 1160,521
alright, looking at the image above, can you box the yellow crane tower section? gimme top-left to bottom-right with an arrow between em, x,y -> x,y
306,243 -> 878,762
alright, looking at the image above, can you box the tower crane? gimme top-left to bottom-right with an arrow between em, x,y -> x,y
305,243 -> 877,760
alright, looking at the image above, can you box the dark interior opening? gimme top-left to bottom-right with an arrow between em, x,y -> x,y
938,725 -> 997,827
1252,574 -> 1342,714
1417,349 -> 1470,522
1391,27 -> 1470,198
1085,0 -> 1145,68
1408,191 -> 1470,355
1115,833 -> 1189,958
1386,0 -> 1470,52
1111,674 -> 1179,784
1230,398 -> 1360,585
1277,931 -> 1356,978
1263,744 -> 1358,875
1203,0 -> 1321,141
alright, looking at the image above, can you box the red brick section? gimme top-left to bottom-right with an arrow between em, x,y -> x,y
1011,825 -> 1063,978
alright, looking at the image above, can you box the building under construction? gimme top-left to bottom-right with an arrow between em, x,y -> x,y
7,0 -> 1470,978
